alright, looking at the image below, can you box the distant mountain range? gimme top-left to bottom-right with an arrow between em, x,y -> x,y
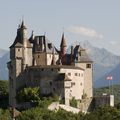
0,41 -> 120,87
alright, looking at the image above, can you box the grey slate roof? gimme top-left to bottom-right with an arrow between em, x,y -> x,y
10,23 -> 32,48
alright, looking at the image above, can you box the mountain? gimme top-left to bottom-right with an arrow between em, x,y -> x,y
68,41 -> 120,86
0,52 -> 9,80
0,49 -> 8,58
79,41 -> 120,67
94,64 -> 120,88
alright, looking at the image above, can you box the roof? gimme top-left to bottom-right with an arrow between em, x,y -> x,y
54,73 -> 71,81
60,33 -> 67,47
73,45 -> 92,62
28,65 -> 84,70
10,22 -> 32,48
33,35 -> 58,54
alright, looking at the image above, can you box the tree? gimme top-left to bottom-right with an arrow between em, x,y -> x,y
0,80 -> 9,108
17,87 -> 40,104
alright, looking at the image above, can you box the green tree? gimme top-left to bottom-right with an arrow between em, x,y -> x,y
70,97 -> 77,108
17,87 -> 40,104
0,80 -> 9,108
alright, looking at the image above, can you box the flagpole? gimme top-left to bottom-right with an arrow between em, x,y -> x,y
111,77 -> 113,95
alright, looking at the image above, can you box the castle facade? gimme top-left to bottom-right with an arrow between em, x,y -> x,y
7,21 -> 93,111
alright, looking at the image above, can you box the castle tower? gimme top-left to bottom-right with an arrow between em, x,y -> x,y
74,46 -> 93,99
60,33 -> 67,64
7,21 -> 32,107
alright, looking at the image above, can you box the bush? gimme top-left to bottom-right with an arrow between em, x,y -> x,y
70,97 -> 77,108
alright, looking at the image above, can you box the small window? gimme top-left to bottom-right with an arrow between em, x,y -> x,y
53,88 -> 55,91
50,82 -> 52,86
18,49 -> 20,51
86,64 -> 91,68
71,82 -> 75,87
38,55 -> 40,58
68,73 -> 71,76
75,73 -> 77,76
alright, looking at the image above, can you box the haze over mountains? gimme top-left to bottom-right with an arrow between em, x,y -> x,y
0,41 -> 120,87
0,50 -> 9,80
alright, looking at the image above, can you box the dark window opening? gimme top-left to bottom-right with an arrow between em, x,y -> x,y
86,64 -> 91,68
53,88 -> 55,92
68,73 -> 71,76
75,73 -> 77,76
50,82 -> 52,86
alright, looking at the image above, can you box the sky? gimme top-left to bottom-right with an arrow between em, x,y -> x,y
0,0 -> 120,55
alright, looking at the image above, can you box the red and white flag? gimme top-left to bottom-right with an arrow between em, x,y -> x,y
106,75 -> 113,80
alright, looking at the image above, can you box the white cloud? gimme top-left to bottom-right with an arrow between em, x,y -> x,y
68,26 -> 103,39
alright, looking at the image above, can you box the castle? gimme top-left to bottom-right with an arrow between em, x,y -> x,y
7,21 -> 93,111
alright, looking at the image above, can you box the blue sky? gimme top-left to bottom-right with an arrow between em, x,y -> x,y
0,0 -> 120,55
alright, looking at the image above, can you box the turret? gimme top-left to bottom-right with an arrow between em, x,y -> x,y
60,33 -> 67,64
8,21 -> 32,107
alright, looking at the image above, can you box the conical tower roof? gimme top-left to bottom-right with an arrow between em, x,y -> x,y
60,33 -> 67,47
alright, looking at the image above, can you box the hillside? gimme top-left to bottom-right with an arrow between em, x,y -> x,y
94,64 -> 120,87
94,84 -> 120,104
0,52 -> 9,80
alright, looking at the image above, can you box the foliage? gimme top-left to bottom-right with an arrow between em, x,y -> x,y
0,109 -> 11,120
0,80 -> 8,93
0,103 -> 120,120
17,106 -> 120,120
0,80 -> 9,108
17,87 -> 40,104
70,97 -> 77,108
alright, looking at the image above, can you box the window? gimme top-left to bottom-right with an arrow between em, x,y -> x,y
68,73 -> 71,76
38,55 -> 40,58
86,64 -> 91,68
71,82 -> 75,87
50,82 -> 52,86
18,49 -> 20,51
75,73 -> 77,76
53,88 -> 55,91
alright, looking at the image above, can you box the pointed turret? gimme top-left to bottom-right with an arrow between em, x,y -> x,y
60,33 -> 67,65
60,33 -> 67,48
60,33 -> 67,55
21,20 -> 27,29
